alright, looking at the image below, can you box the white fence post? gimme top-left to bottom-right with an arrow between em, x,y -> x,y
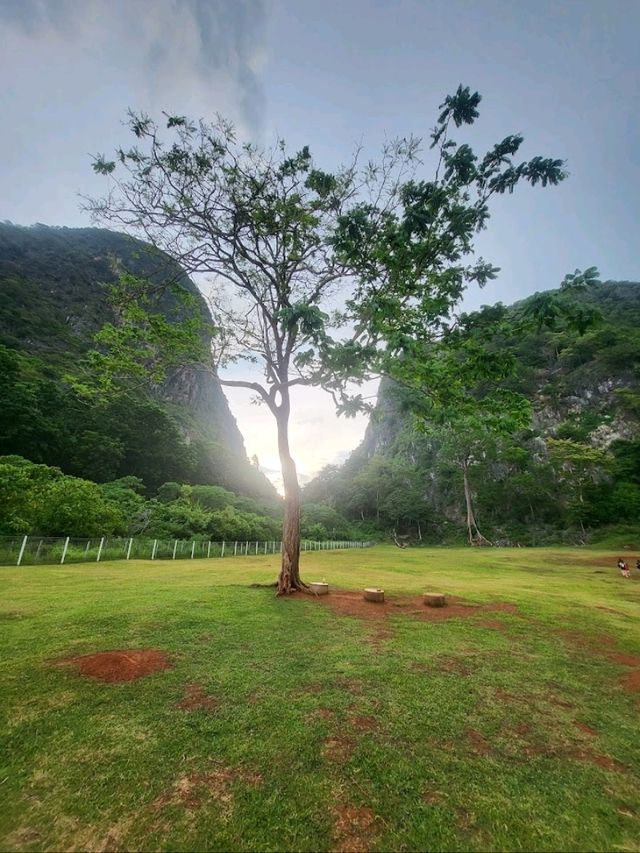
96,537 -> 105,562
60,536 -> 70,565
221,541 -> 225,557
207,541 -> 211,558
234,541 -> 237,556
172,540 -> 178,560
16,535 -> 28,566
126,538 -> 134,560
150,539 -> 157,560
191,541 -> 196,559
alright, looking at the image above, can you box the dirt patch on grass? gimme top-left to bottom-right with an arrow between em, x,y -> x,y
547,693 -> 575,709
301,683 -> 323,694
466,728 -> 492,755
61,649 -> 171,682
306,708 -> 334,723
370,624 -> 395,648
288,588 -> 520,626
422,789 -> 444,805
436,656 -> 473,676
572,749 -> 627,773
176,683 -> 219,712
574,721 -> 598,736
335,676 -> 366,696
609,652 -> 640,667
556,629 -> 640,694
332,803 -> 377,853
348,713 -> 379,732
322,734 -> 355,764
620,671 -> 640,693
156,767 -> 262,813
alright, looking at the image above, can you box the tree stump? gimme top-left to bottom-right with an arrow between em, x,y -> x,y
423,592 -> 446,607
310,582 -> 329,595
364,588 -> 385,603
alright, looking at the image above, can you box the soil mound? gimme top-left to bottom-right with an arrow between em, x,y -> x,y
64,649 -> 171,682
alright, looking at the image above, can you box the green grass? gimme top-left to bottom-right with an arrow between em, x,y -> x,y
1,546 -> 640,852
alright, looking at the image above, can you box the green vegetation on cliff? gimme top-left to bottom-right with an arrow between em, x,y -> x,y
304,281 -> 640,544
0,223 -> 275,499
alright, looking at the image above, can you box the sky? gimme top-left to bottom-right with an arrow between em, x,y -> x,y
1,0 -> 639,492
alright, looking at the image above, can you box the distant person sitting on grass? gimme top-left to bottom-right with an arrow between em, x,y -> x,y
618,558 -> 630,578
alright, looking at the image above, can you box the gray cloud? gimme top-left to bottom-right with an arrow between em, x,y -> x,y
0,0 -> 269,131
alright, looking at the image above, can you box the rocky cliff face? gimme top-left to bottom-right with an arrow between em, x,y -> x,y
363,281 -> 640,462
0,222 -> 276,498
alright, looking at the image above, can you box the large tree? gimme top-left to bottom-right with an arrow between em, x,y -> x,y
89,86 -> 566,591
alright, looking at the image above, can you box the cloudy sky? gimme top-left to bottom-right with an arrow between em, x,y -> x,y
1,0 -> 639,491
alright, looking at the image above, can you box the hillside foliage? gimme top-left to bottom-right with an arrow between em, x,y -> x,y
304,281 -> 640,544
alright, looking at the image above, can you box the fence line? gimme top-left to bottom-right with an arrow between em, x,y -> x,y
0,535 -> 374,567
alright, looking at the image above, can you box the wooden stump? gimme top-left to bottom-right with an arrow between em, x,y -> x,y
310,582 -> 329,596
364,588 -> 385,603
423,592 -> 446,608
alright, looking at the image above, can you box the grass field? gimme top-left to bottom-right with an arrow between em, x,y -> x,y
2,546 -> 640,852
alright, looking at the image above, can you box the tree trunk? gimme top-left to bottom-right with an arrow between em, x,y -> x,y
275,397 -> 305,595
462,461 -> 492,547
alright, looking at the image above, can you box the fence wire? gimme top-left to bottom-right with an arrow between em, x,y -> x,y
0,536 -> 372,566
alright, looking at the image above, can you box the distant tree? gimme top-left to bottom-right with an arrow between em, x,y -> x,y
547,438 -> 612,531
89,86 -> 567,590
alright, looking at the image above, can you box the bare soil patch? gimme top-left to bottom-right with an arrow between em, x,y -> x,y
348,712 -> 379,732
288,588 -> 520,626
436,656 -> 472,676
61,649 -> 171,683
322,734 -> 355,764
556,629 -> 640,694
176,683 -> 219,712
422,789 -> 444,805
300,683 -> 323,695
609,653 -> 640,667
306,708 -> 334,723
332,803 -> 377,853
572,749 -> 627,773
466,728 -> 492,755
620,671 -> 640,693
155,767 -> 262,813
335,676 -> 366,696
574,721 -> 598,737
